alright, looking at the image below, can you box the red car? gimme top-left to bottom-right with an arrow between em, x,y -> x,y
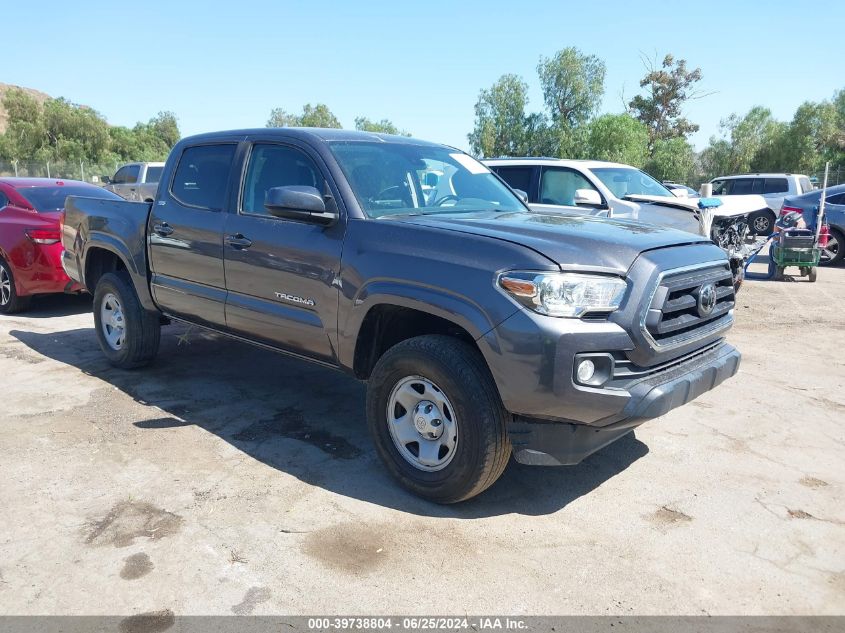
0,178 -> 122,313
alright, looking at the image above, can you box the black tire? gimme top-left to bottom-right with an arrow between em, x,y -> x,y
820,228 -> 844,266
366,335 -> 511,503
0,257 -> 31,314
749,210 -> 776,236
93,271 -> 160,368
748,209 -> 777,237
808,267 -> 818,283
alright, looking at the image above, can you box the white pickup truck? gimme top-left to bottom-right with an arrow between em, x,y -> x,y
104,162 -> 164,202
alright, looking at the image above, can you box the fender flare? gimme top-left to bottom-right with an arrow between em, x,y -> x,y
81,232 -> 157,312
339,278 -> 515,370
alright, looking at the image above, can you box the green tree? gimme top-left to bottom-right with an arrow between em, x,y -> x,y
354,116 -> 410,136
584,114 -> 649,166
780,101 -> 839,174
0,88 -> 47,160
537,47 -> 606,129
469,74 -> 530,157
644,137 -> 696,183
628,54 -> 704,147
699,137 -> 733,180
267,104 -> 341,128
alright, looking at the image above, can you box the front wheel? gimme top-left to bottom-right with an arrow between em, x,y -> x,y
366,335 -> 511,503
749,210 -> 776,236
93,272 -> 160,368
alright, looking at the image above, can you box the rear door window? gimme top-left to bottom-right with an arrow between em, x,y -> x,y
493,167 -> 534,197
730,178 -> 754,195
763,178 -> 788,194
170,144 -> 237,210
826,193 -> 845,206
145,166 -> 163,183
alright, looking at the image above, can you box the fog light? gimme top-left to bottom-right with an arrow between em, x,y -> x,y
576,359 -> 596,384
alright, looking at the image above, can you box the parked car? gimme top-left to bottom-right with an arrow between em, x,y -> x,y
780,183 -> 845,265
664,182 -> 699,198
709,173 -> 815,235
0,178 -> 121,313
62,129 -> 740,503
485,158 -> 771,287
104,162 -> 165,202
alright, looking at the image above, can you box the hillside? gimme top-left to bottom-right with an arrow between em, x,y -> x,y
0,82 -> 52,133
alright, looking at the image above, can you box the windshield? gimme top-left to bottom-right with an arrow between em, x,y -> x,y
18,185 -> 121,212
145,166 -> 163,183
328,142 -> 527,218
591,167 -> 673,198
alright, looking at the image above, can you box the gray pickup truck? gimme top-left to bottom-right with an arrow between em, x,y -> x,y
62,128 -> 740,503
104,162 -> 164,202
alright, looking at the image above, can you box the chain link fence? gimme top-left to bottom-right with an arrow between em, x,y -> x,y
0,160 -> 120,185
811,165 -> 844,187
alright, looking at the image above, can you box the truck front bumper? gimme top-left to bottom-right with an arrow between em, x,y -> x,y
477,309 -> 740,466
507,341 -> 740,465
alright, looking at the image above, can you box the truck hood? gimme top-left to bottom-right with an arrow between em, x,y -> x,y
391,210 -> 710,274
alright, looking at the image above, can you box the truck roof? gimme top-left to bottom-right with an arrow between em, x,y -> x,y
180,127 -> 445,148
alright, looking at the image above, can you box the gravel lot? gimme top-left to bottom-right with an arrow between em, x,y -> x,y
1,263 -> 843,617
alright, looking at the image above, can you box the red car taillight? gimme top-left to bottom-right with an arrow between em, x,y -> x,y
780,205 -> 803,216
25,228 -> 61,245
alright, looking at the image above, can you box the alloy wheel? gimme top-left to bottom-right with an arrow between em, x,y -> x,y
0,265 -> 10,306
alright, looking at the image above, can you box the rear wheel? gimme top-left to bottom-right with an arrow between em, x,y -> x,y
366,335 -> 511,503
93,272 -> 160,368
820,228 -> 843,266
0,258 -> 31,314
749,210 -> 776,236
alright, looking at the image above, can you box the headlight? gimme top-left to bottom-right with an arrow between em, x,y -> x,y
498,272 -> 627,317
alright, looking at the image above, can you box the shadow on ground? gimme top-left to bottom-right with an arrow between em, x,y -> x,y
11,324 -> 648,517
19,293 -> 93,318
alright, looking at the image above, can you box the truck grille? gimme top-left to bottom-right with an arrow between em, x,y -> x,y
643,264 -> 734,349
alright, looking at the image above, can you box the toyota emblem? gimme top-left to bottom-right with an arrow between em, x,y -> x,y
697,283 -> 717,317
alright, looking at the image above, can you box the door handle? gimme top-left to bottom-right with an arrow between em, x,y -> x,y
225,234 -> 253,249
153,222 -> 174,236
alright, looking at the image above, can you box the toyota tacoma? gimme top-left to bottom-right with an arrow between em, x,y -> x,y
61,128 -> 740,503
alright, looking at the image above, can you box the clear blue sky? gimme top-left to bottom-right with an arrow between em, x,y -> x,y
5,0 -> 842,152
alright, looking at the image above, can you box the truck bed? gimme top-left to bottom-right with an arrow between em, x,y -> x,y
62,196 -> 153,299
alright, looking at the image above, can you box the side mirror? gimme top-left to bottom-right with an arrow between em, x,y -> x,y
265,185 -> 338,226
101,176 -> 112,185
425,172 -> 439,187
513,188 -> 529,203
574,188 -> 603,207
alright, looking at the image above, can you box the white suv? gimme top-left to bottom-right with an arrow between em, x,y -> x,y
485,158 -> 775,236
710,173 -> 815,234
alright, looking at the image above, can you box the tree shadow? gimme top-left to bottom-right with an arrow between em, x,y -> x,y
10,325 -> 648,518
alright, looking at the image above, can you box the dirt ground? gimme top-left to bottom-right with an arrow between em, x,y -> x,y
0,262 -> 843,617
